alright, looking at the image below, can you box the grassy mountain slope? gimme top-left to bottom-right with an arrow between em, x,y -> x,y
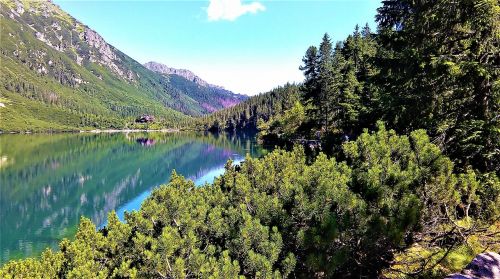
0,0 -> 245,132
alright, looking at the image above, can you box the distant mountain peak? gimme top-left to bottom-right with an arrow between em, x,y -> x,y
143,61 -> 224,90
144,61 -> 248,112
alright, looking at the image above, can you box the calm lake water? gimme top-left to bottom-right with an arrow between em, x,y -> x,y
0,132 -> 266,264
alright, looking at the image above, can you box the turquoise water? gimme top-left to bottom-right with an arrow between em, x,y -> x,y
0,132 -> 265,264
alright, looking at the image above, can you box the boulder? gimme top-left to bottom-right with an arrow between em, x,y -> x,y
447,252 -> 500,279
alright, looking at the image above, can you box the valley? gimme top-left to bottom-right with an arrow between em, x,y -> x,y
0,0 -> 247,132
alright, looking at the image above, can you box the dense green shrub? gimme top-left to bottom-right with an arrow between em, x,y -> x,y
2,125 -> 496,278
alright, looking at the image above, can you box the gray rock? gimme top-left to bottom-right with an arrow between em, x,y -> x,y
447,252 -> 500,279
144,61 -> 222,89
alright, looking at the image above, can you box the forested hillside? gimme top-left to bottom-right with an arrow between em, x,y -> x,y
0,0 -> 245,132
195,84 -> 301,132
209,0 -> 499,175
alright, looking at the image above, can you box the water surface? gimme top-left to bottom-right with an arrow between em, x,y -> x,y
0,132 -> 265,264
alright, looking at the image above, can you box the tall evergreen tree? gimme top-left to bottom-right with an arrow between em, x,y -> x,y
317,33 -> 334,129
338,61 -> 361,133
299,46 -> 320,125
376,0 -> 500,173
327,42 -> 347,131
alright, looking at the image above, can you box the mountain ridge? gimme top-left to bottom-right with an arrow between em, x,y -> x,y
144,61 -> 248,112
0,0 -> 247,131
144,61 -> 224,90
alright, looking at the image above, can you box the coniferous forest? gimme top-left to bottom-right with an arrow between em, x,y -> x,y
1,0 -> 499,278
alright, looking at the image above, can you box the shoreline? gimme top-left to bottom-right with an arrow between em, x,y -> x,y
0,128 -> 182,135
83,128 -> 181,133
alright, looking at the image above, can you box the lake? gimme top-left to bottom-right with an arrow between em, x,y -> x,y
0,131 -> 266,265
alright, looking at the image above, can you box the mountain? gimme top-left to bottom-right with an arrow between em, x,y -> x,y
144,61 -> 247,113
0,0 -> 246,132
144,61 -> 219,89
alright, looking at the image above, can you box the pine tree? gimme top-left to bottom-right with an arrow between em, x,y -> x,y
376,0 -> 500,173
317,33 -> 334,130
300,46 -> 319,102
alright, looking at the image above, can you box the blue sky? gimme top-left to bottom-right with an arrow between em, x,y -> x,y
54,0 -> 381,95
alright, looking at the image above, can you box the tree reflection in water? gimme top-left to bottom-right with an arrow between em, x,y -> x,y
0,131 -> 265,264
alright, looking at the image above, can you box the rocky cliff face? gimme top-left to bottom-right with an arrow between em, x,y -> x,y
3,0 -> 136,82
83,28 -> 135,81
0,0 -> 247,127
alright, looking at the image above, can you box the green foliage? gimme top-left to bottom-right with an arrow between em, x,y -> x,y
0,131 -> 265,265
258,101 -> 306,141
375,0 -> 500,173
220,0 -> 499,175
1,0 -> 499,277
195,84 -> 301,133
298,25 -> 379,138
3,125 -> 494,277
0,7 -> 188,132
386,221 -> 500,279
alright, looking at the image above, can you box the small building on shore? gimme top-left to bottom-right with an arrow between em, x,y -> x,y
135,115 -> 155,123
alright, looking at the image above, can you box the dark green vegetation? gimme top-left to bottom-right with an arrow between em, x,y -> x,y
197,84 -> 301,132
190,0 -> 500,276
0,131 -> 264,264
1,125 -> 499,278
205,0 -> 500,175
0,0 -> 246,132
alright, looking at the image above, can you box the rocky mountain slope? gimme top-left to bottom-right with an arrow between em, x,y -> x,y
144,61 -> 247,112
0,0 -> 246,132
144,61 -> 219,89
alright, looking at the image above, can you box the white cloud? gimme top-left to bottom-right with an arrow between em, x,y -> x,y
207,0 -> 265,21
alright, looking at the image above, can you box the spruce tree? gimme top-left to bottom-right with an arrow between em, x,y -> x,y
317,33 -> 334,130
376,0 -> 500,173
